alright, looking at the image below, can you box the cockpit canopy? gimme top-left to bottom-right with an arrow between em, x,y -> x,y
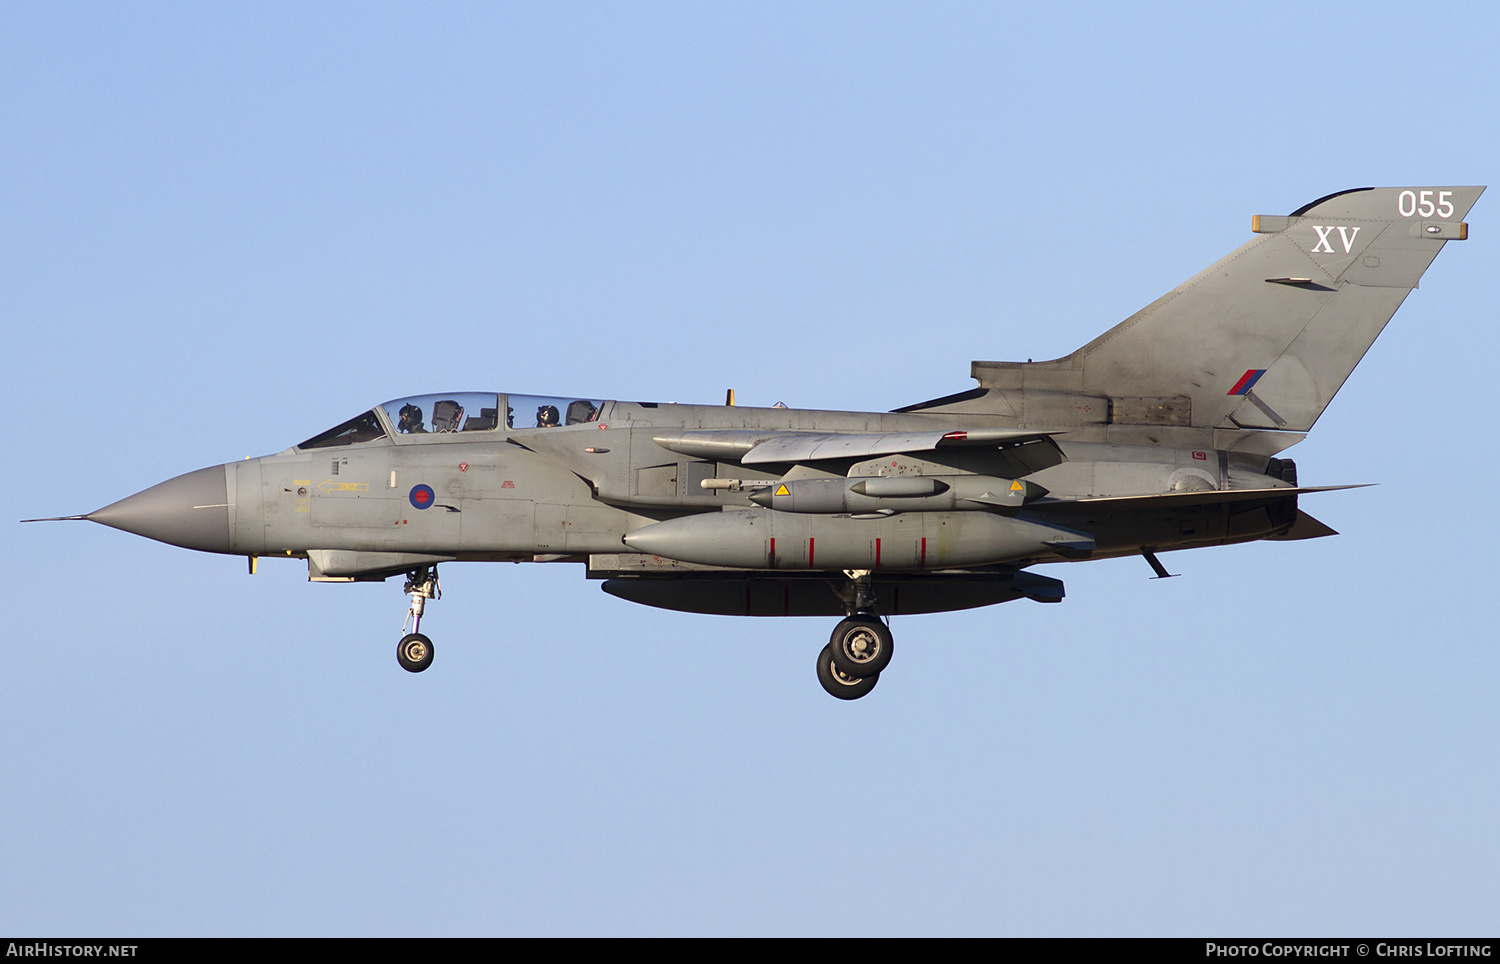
382,392 -> 505,435
297,392 -> 607,449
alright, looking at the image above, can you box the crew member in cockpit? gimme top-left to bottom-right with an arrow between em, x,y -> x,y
398,404 -> 429,434
536,405 -> 561,428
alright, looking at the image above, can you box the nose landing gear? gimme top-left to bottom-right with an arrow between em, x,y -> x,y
396,566 -> 440,674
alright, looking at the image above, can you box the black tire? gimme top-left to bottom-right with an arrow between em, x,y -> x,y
828,617 -> 893,679
397,633 -> 434,673
816,643 -> 878,700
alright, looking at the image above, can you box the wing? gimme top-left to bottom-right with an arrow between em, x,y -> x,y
1028,484 -> 1368,512
652,427 -> 1064,470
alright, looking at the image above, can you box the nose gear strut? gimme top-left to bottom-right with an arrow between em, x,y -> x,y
396,566 -> 440,673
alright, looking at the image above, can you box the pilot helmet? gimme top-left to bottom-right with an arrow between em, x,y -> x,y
399,403 -> 423,429
537,404 -> 560,426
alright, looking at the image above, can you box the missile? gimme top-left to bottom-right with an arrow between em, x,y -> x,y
744,475 -> 1048,514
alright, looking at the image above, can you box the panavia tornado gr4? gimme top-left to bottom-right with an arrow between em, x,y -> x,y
30,186 -> 1482,699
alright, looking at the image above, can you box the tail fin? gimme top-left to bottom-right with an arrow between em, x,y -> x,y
972,186 -> 1483,432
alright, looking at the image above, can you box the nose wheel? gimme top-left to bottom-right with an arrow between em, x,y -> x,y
396,566 -> 440,673
397,633 -> 434,672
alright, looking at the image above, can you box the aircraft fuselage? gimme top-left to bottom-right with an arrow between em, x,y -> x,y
53,185 -> 1482,697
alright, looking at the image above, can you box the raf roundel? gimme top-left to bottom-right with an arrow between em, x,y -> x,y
409,484 -> 435,510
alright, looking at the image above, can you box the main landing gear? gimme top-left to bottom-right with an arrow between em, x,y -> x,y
396,566 -> 440,673
815,570 -> 893,701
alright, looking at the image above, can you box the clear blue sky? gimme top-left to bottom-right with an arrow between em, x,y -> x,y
4,1 -> 1497,935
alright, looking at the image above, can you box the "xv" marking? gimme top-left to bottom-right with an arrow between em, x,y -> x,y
1310,224 -> 1361,254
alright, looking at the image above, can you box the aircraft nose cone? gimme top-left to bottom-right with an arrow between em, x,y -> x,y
88,465 -> 233,553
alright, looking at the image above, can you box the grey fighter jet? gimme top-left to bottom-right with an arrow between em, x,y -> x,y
29,186 -> 1483,699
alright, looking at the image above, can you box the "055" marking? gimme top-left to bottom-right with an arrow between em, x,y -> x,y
1398,189 -> 1454,219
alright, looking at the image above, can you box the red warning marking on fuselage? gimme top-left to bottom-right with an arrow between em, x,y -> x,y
808,537 -> 815,568
1192,451 -> 1207,460
920,537 -> 927,567
875,537 -> 882,569
769,536 -> 776,569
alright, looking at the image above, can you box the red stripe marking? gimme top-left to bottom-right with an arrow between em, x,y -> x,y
769,537 -> 776,569
1228,369 -> 1264,395
920,537 -> 927,567
808,537 -> 814,568
875,537 -> 881,569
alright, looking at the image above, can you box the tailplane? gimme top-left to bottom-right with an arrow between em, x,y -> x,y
967,186 -> 1483,433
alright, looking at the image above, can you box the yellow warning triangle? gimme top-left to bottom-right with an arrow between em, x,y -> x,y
775,484 -> 790,496
1009,480 -> 1024,491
